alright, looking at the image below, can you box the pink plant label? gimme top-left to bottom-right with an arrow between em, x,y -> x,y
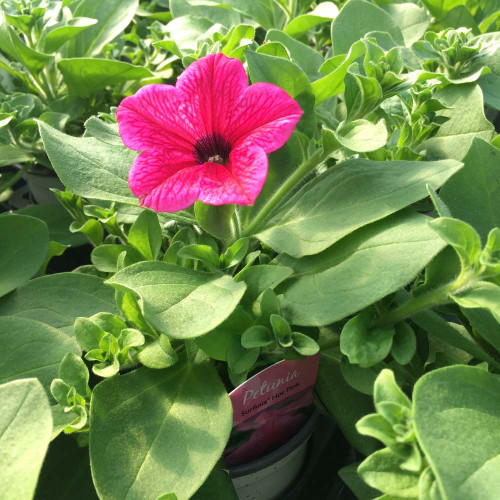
223,354 -> 321,466
229,354 -> 320,427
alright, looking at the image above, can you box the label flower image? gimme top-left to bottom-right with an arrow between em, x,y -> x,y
116,53 -> 303,212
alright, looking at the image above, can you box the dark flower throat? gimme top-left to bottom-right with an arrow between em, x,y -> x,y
194,133 -> 232,165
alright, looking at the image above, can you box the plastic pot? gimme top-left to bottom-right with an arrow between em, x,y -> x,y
228,412 -> 318,500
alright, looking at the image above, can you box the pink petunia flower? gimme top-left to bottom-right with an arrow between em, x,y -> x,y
116,53 -> 303,212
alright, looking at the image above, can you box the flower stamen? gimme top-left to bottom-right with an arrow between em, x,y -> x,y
194,133 -> 232,165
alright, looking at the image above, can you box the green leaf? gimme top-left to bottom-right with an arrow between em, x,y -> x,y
138,336 -> 178,369
0,11 -> 52,73
340,357 -> 381,395
39,122 -> 137,205
84,117 -> 122,146
58,58 -> 153,97
235,265 -> 293,308
249,132 -> 303,218
191,462 -> 238,500
408,300 -> 500,369
452,282 -> 500,323
428,217 -> 482,270
256,41 -> 289,59
0,273 -> 119,336
177,244 -> 220,271
58,352 -> 89,396
415,246 -> 459,297
0,316 -> 80,394
241,325 -> 274,348
0,214 -> 49,298
479,73 -> 500,111
278,212 -> 446,326
91,313 -> 128,337
70,219 -> 103,246
128,209 -> 163,261
91,244 -> 143,273
15,204 -> 87,247
284,2 -> 338,39
356,413 -> 397,448
65,0 -> 139,57
163,15 -> 214,51
358,448 -> 419,498
0,379 -> 52,500
223,237 -> 249,268
427,184 -> 452,219
106,261 -> 246,339
421,0 -> 469,20
344,71 -> 382,122
246,50 -> 316,137
334,119 -> 388,152
316,348 -> 378,455
416,84 -> 495,161
338,462 -> 381,500
414,365 -> 500,500
0,144 -> 34,166
90,360 -> 232,500
41,17 -> 98,53
265,30 -> 323,79
331,0 -> 404,56
220,24 -> 255,57
391,323 -> 416,366
291,331 -> 319,356
312,41 -> 366,106
270,314 -> 292,344
257,158 -> 461,258
380,3 -> 430,46
194,202 -> 235,240
227,336 -> 259,374
36,434 -> 98,500
462,308 -> 500,353
373,369 -> 411,410
341,314 -> 395,368
195,306 -> 253,361
440,138 -> 500,241
75,317 -> 104,351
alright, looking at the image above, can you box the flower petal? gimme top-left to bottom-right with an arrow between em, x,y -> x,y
176,53 -> 248,138
129,149 -> 202,212
198,144 -> 268,206
228,82 -> 303,153
116,84 -> 198,151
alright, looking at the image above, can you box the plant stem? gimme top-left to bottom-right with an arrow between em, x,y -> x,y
371,283 -> 457,329
242,149 -> 324,237
0,162 -> 31,195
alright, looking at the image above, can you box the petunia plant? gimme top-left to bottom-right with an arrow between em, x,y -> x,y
1,0 -> 500,499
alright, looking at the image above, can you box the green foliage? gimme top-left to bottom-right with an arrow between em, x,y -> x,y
0,273 -> 120,335
106,261 -> 246,339
74,313 -> 145,377
256,158 -> 461,258
246,50 -> 316,137
3,0 -> 500,498
90,357 -> 232,500
414,366 -> 500,500
0,379 -> 52,500
278,212 -> 446,325
39,122 -> 137,204
440,138 -> 500,240
0,316 -> 80,393
0,214 -> 49,297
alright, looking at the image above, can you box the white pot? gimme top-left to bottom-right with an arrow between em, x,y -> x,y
229,412 -> 318,500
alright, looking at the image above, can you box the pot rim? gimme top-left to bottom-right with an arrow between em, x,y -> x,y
227,410 -> 319,478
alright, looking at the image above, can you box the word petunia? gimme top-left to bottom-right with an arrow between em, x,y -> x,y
116,53 -> 303,212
